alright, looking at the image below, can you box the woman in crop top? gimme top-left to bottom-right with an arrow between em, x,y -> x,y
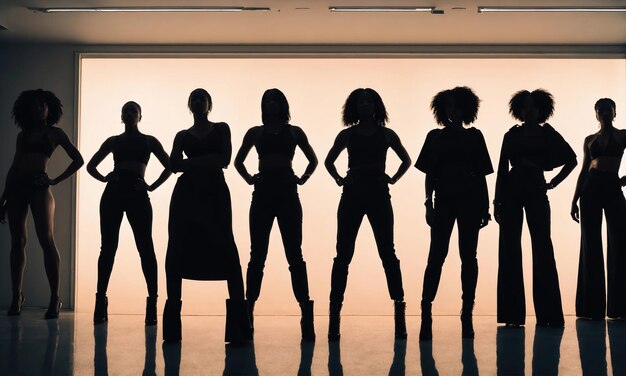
0,89 -> 84,318
86,101 -> 171,326
325,88 -> 412,341
571,98 -> 626,320
163,88 -> 251,344
494,89 -> 577,327
234,88 -> 318,341
415,87 -> 493,341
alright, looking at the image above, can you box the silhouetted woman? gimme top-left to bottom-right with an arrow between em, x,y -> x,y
87,101 -> 171,326
234,89 -> 317,341
163,88 -> 251,343
571,98 -> 626,320
0,89 -> 84,318
325,88 -> 411,341
415,87 -> 493,341
494,89 -> 577,327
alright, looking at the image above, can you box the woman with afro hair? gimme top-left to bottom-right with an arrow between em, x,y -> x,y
415,86 -> 493,341
325,88 -> 412,341
494,89 -> 577,327
571,98 -> 626,320
0,89 -> 84,318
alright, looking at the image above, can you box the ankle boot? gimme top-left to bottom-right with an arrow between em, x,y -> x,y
145,296 -> 157,326
394,301 -> 407,339
93,294 -> 108,324
461,301 -> 474,339
225,299 -> 252,344
328,302 -> 342,342
163,300 -> 182,343
300,300 -> 316,341
419,301 -> 432,342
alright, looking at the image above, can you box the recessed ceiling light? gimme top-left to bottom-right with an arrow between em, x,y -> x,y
329,6 -> 436,13
29,6 -> 271,13
478,6 -> 626,13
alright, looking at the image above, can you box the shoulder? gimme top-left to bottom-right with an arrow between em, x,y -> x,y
174,130 -> 189,143
425,128 -> 442,140
214,121 -> 230,131
145,134 -> 163,148
48,126 -> 71,143
466,127 -> 487,141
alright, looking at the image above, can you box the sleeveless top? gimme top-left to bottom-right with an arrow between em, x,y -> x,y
19,127 -> 55,157
588,129 -> 624,160
255,125 -> 296,160
113,134 -> 151,166
347,127 -> 388,169
182,124 -> 225,158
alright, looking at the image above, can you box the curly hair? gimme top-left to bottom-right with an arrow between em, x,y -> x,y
430,86 -> 480,126
187,88 -> 213,112
342,88 -> 389,127
261,88 -> 291,125
595,98 -> 616,112
11,89 -> 63,128
509,89 -> 554,123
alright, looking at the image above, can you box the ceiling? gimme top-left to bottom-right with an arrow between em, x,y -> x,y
0,0 -> 625,45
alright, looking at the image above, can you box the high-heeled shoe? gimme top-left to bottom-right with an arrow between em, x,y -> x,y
7,293 -> 25,316
44,297 -> 62,319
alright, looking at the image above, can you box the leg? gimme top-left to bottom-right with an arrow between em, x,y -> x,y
457,199 -> 481,305
330,192 -> 364,304
245,192 -> 275,302
497,198 -> 526,325
7,196 -> 29,309
125,194 -> 158,298
29,188 -> 60,301
605,192 -> 626,318
366,192 -> 404,302
276,191 -> 310,303
576,191 -> 606,319
457,198 -> 482,338
95,190 -> 124,296
421,198 -> 456,305
526,194 -> 564,325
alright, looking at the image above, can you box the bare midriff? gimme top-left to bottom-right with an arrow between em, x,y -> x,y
17,153 -> 49,173
114,161 -> 147,177
589,156 -> 621,174
259,154 -> 292,172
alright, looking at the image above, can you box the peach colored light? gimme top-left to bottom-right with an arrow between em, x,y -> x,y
77,58 -> 626,316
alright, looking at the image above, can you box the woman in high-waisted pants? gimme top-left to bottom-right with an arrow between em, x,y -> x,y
571,98 -> 626,320
87,101 -> 171,325
0,89 -> 84,318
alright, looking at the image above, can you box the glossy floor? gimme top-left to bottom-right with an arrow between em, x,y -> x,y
0,310 -> 624,375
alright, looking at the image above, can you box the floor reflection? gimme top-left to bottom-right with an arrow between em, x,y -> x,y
496,326 -> 525,376
576,318 -> 607,376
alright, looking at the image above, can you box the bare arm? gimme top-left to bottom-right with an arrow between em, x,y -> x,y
0,133 -> 23,222
571,137 -> 591,222
49,128 -> 84,185
493,134 -> 510,223
324,129 -> 350,186
549,158 -> 577,189
385,128 -> 412,184
234,127 -> 261,185
146,136 -> 171,191
294,126 -> 318,184
86,137 -> 116,183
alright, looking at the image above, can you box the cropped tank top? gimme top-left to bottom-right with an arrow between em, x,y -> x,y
588,130 -> 624,160
19,127 -> 55,157
113,134 -> 151,165
347,126 -> 389,169
182,124 -> 224,158
255,125 -> 296,160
